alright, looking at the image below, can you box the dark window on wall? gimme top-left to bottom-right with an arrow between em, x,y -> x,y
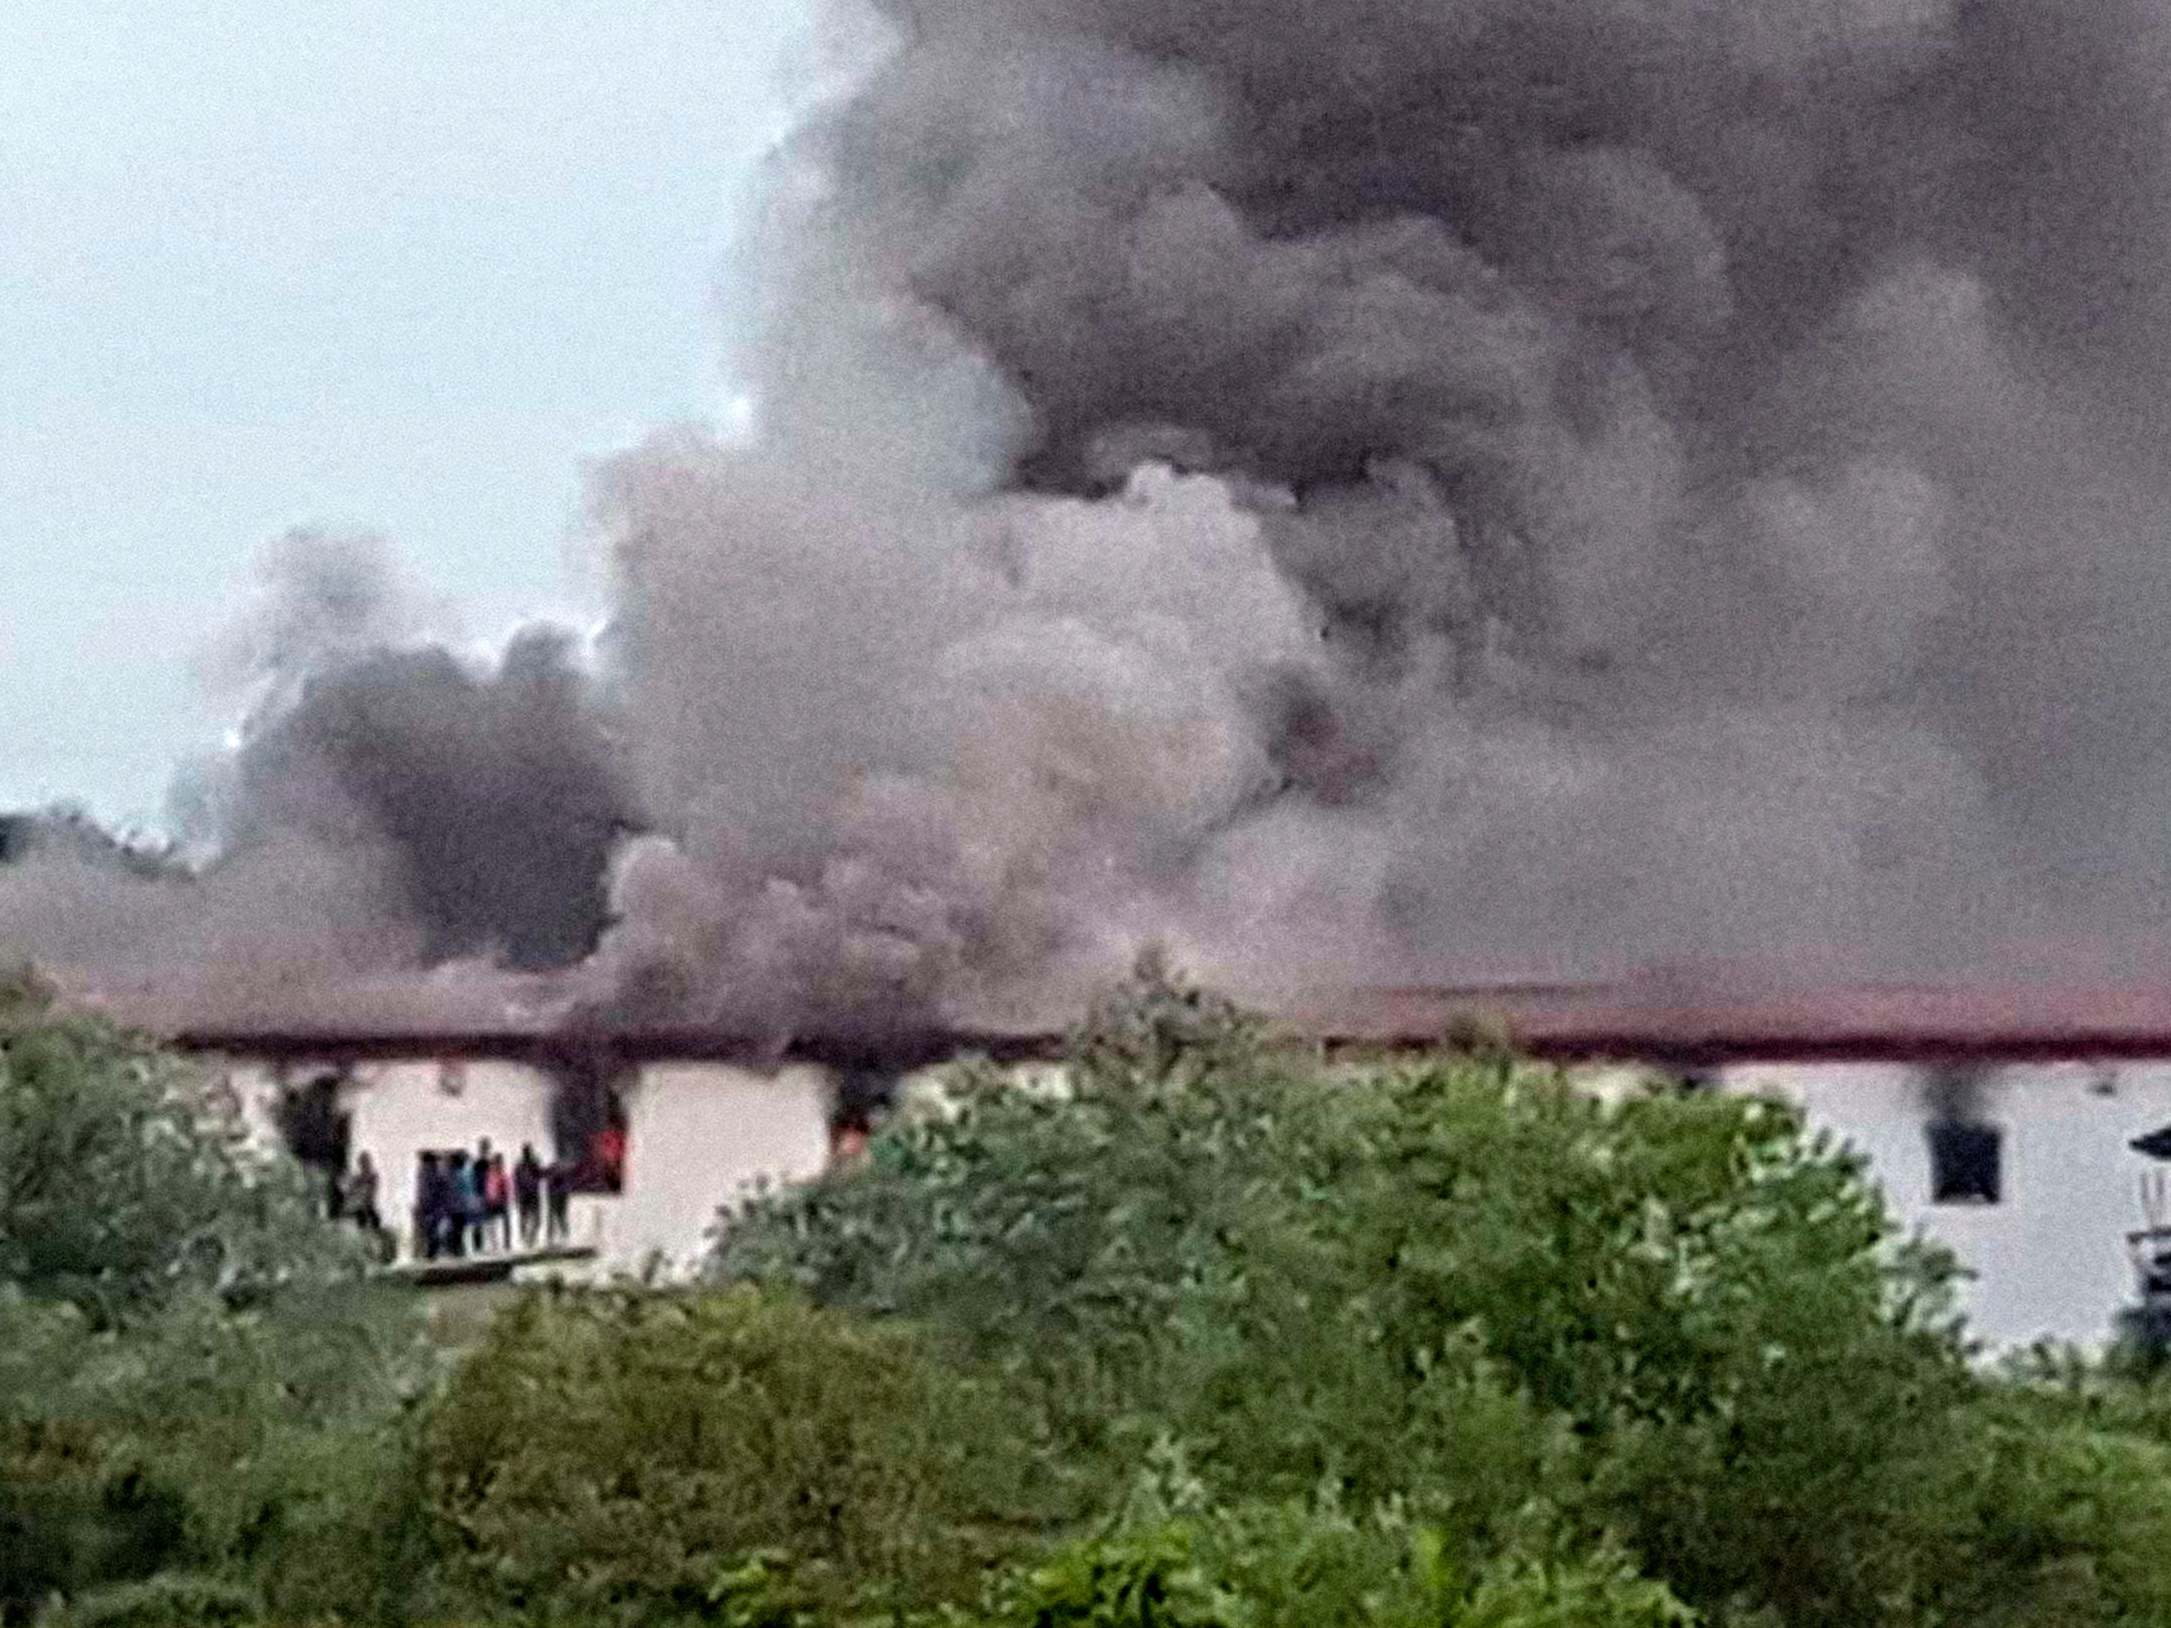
1926,1119 -> 2003,1205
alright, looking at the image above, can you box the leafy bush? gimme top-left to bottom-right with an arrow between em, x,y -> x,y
0,979 -> 426,1626
423,1284 -> 1058,1623
0,976 -> 367,1328
1897,1357 -> 2171,1628
954,1501 -> 1692,1628
32,1572 -> 262,1628
713,961 -> 1996,1625
28,962 -> 2171,1626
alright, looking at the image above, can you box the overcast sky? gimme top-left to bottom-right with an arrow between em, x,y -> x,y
1,2 -> 806,831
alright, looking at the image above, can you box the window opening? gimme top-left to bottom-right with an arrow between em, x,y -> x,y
1926,1118 -> 2002,1205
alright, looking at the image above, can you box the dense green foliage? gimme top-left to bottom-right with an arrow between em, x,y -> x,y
425,1285 -> 1053,1622
712,963 -> 2171,1628
0,976 -> 428,1626
19,959 -> 2171,1624
952,1498 -> 1691,1628
0,972 -> 362,1326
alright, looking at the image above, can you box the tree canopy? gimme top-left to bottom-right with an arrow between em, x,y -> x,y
15,962 -> 2171,1626
710,961 -> 2171,1628
0,972 -> 363,1327
0,974 -> 423,1624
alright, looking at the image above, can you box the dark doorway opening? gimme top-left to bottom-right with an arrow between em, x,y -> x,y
274,1070 -> 353,1217
547,1055 -> 630,1196
833,1063 -> 901,1133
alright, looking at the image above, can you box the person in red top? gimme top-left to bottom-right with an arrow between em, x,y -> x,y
829,1113 -> 872,1172
594,1123 -> 626,1194
482,1149 -> 512,1253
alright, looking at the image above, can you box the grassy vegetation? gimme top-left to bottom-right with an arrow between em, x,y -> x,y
12,960 -> 2171,1624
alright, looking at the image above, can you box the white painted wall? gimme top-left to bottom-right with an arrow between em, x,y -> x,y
196,1045 -> 2171,1348
199,1052 -> 831,1275
601,1063 -> 831,1275
1728,1062 -> 2171,1351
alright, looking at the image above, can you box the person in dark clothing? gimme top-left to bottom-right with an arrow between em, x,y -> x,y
444,1152 -> 471,1258
467,1140 -> 491,1255
514,1144 -> 544,1248
345,1151 -> 383,1235
475,1148 -> 498,1253
414,1151 -> 443,1261
543,1156 -> 572,1245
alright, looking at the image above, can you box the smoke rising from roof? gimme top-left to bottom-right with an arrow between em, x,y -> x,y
0,534 -> 631,1024
1922,1064 -> 1997,1126
14,0 -> 2171,1034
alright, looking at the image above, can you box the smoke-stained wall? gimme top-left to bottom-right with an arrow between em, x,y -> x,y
210,1053 -> 832,1277
15,0 -> 2171,1032
206,1043 -> 2171,1348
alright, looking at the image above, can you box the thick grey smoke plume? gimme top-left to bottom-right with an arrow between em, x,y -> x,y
234,639 -> 630,970
591,0 -> 2171,1025
207,528 -> 633,972
0,531 -> 631,1026
16,0 -> 2171,1035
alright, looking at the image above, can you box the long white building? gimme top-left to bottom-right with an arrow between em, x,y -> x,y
186,1025 -> 2171,1350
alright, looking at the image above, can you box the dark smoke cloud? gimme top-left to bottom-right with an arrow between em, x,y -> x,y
233,628 -> 632,971
213,529 -> 633,977
596,0 -> 2171,1009
19,0 -> 2171,1037
1,531 -> 632,1024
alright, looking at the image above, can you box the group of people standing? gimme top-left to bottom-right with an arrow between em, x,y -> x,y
412,1140 -> 571,1261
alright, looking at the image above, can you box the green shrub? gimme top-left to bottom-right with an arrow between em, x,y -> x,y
0,981 -> 367,1330
1904,1384 -> 2171,1628
0,1285 -> 432,1626
0,1440 -> 190,1618
31,964 -> 2171,1627
954,1501 -> 1693,1628
423,1284 -> 1056,1622
32,1573 -> 261,1628
713,963 -> 1990,1625
0,984 -> 427,1626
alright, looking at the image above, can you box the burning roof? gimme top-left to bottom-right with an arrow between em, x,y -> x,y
88,970 -> 2171,1071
